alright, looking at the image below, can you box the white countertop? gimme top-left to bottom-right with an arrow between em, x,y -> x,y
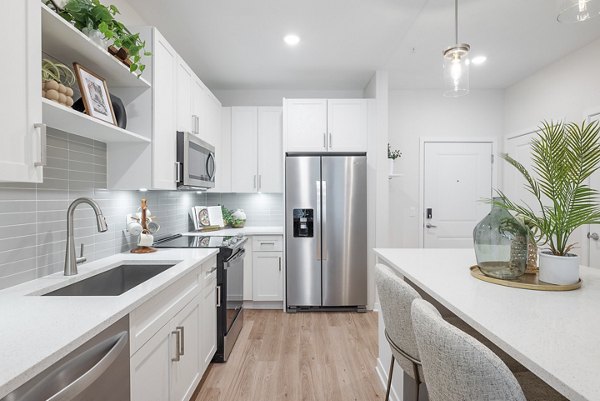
184,225 -> 283,237
374,248 -> 600,401
0,248 -> 218,398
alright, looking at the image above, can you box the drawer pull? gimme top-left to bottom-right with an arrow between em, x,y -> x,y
171,330 -> 181,362
207,266 -> 217,274
177,326 -> 185,356
260,242 -> 275,246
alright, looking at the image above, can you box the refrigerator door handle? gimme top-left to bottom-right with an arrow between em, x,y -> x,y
316,180 -> 322,261
322,181 -> 327,260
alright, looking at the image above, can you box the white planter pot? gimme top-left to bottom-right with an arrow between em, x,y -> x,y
388,159 -> 395,175
538,252 -> 580,285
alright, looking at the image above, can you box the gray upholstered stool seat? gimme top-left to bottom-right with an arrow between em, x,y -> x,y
375,264 -> 425,401
411,298 -> 528,401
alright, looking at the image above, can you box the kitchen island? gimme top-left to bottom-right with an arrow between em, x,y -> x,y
374,248 -> 600,401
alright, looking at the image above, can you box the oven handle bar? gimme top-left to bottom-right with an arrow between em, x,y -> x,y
224,249 -> 246,268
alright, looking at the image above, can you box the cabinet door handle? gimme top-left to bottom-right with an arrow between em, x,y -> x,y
177,326 -> 185,356
253,175 -> 257,189
34,123 -> 47,167
278,257 -> 282,272
216,285 -> 221,307
323,133 -> 327,149
258,174 -> 262,191
260,242 -> 275,246
329,133 -> 332,149
171,330 -> 181,362
175,162 -> 182,183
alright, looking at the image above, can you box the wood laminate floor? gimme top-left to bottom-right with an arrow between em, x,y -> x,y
194,309 -> 384,401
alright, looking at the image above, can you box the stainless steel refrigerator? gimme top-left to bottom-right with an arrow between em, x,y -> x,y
285,154 -> 367,311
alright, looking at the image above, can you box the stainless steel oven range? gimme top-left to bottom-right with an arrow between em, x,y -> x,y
153,234 -> 246,362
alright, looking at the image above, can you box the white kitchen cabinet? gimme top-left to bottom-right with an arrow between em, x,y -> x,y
200,263 -> 217,372
231,107 -> 259,192
284,99 -> 368,152
230,107 -> 283,193
170,297 -> 201,401
327,99 -> 368,152
0,0 -> 43,183
252,252 -> 283,302
131,321 -> 172,401
284,99 -> 328,152
258,108 -> 284,192
214,108 -> 232,192
176,59 -> 193,133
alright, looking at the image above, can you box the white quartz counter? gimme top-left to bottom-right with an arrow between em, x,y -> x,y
184,226 -> 283,237
374,248 -> 600,401
0,248 -> 218,398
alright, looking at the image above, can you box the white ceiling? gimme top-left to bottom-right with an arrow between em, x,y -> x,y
127,0 -> 600,90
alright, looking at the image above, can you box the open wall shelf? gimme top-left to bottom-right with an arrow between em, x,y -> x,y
42,99 -> 150,144
41,3 -> 151,89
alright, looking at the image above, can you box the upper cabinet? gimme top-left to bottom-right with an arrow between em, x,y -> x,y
0,0 -> 43,183
230,107 -> 283,193
284,98 -> 368,153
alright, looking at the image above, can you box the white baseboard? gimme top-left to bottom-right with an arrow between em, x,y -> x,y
376,357 -> 401,401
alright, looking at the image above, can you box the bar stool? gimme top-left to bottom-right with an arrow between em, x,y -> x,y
374,264 -> 425,401
411,298 -> 528,401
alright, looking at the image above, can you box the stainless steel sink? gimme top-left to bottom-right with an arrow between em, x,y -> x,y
43,264 -> 175,296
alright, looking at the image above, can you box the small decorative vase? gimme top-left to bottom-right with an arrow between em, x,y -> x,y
473,199 -> 528,279
388,159 -> 395,175
538,252 -> 579,285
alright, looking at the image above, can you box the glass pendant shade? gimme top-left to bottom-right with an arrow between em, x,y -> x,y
557,0 -> 600,22
443,44 -> 470,97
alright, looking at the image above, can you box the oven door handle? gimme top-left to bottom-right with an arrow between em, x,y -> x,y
224,249 -> 246,269
46,331 -> 128,401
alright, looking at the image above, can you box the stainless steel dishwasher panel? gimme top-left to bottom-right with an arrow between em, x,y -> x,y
2,315 -> 130,401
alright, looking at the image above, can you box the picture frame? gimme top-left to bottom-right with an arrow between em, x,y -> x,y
72,63 -> 117,125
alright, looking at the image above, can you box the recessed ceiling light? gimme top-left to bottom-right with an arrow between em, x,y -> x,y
284,34 -> 301,46
471,56 -> 487,65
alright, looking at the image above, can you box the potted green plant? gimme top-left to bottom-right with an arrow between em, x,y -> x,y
45,0 -> 151,76
493,120 -> 600,284
388,143 -> 402,175
42,59 -> 76,106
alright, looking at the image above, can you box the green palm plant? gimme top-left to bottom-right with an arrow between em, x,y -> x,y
493,120 -> 600,256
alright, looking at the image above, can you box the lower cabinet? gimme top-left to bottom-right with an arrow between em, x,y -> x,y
252,252 -> 283,302
130,256 -> 217,401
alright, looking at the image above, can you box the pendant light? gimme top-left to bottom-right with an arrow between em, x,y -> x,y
557,0 -> 600,22
443,0 -> 470,97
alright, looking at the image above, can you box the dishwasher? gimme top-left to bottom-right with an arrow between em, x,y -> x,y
2,316 -> 130,401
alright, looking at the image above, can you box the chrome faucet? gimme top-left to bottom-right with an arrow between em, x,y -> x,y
64,198 -> 108,276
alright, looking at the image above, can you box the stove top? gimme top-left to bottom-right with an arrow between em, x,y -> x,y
153,234 -> 246,249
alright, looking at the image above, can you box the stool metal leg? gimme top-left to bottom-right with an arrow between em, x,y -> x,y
385,355 -> 395,401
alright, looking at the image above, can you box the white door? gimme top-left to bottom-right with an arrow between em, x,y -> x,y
587,112 -> 600,267
284,99 -> 328,152
231,107 -> 258,192
258,107 -> 283,193
252,252 -> 283,301
170,298 -> 201,401
176,59 -> 193,133
190,77 -> 204,137
200,266 -> 217,372
327,99 -> 367,152
423,142 -> 493,248
0,0 -> 43,183
213,107 -> 232,192
151,30 -> 177,190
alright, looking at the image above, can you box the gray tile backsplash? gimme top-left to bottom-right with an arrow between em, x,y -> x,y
0,129 -> 201,290
204,193 -> 283,227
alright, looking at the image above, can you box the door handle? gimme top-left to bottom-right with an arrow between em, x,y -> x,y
323,133 -> 327,149
329,133 -> 332,149
316,180 -> 321,261
175,162 -> 182,183
176,326 -> 185,356
588,232 -> 599,241
322,181 -> 327,260
258,174 -> 262,191
34,123 -> 47,167
278,257 -> 282,272
253,175 -> 257,189
216,285 -> 221,307
171,330 -> 181,362
426,223 -> 437,228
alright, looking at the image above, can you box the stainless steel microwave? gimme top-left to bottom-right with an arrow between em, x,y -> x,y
176,131 -> 215,190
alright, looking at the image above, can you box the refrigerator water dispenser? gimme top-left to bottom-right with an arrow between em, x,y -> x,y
293,209 -> 313,237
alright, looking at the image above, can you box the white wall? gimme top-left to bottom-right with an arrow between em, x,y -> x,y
505,37 -> 600,135
388,89 -> 505,247
213,89 -> 364,107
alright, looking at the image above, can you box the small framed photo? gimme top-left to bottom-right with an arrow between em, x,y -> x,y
73,63 -> 116,125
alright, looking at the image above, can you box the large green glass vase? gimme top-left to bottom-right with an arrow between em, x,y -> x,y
473,200 -> 528,280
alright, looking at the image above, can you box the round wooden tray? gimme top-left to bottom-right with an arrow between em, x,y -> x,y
470,265 -> 581,291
